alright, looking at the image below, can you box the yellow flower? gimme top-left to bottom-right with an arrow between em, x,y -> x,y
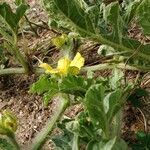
39,52 -> 84,75
0,110 -> 17,135
52,34 -> 68,48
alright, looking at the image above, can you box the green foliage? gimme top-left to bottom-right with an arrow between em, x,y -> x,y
59,75 -> 93,97
29,75 -> 59,106
33,68 -> 132,149
103,2 -> 123,44
52,119 -> 73,150
86,137 -> 117,150
43,0 -> 150,70
128,88 -> 149,107
85,84 -> 124,136
29,75 -> 56,94
0,138 -> 15,150
132,131 -> 150,150
0,2 -> 30,73
30,74 -> 95,106
136,0 -> 150,35
15,0 -> 26,6
85,84 -> 106,131
0,3 -> 28,41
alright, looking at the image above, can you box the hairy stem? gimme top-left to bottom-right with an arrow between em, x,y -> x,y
12,33 -> 31,74
72,134 -> 79,150
90,33 -> 150,62
0,63 -> 149,76
0,67 -> 44,75
8,133 -> 20,150
30,94 -> 69,150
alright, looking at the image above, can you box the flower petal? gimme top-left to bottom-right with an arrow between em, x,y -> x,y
39,63 -> 53,73
48,68 -> 60,74
57,57 -> 71,74
70,52 -> 84,70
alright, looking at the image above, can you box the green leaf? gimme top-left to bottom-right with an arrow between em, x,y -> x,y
0,138 -> 16,150
85,84 -> 107,131
86,140 -> 101,150
59,75 -> 93,97
52,120 -> 73,150
52,0 -> 95,34
0,3 -> 28,43
43,89 -> 58,106
0,3 -> 28,30
0,3 -> 17,31
112,138 -> 128,150
15,0 -> 26,6
104,90 -> 122,122
109,68 -> 124,89
103,2 -> 123,44
15,4 -> 28,23
123,0 -> 141,24
136,0 -> 150,35
86,137 -> 116,150
102,137 -> 116,150
132,131 -> 150,150
29,75 -> 54,94
30,75 -> 59,105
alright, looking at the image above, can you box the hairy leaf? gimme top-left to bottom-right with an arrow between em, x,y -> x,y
29,75 -> 57,94
52,120 -> 73,150
44,0 -> 95,34
0,138 -> 15,150
137,0 -> 150,35
87,137 -> 116,150
0,3 -> 28,32
43,89 -> 58,106
85,84 -> 107,131
103,2 -> 123,44
105,90 -> 122,122
123,0 -> 141,24
59,75 -> 93,97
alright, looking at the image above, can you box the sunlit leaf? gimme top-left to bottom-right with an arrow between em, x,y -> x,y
29,75 -> 56,94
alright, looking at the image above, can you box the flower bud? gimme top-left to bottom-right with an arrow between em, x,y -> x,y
0,110 -> 17,135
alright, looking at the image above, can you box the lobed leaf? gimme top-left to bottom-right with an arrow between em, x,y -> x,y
59,75 -> 93,97
29,75 -> 57,94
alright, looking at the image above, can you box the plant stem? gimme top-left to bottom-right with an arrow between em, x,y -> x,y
0,68 -> 44,75
30,94 -> 69,150
72,134 -> 79,150
24,15 -> 39,37
1,63 -> 148,76
104,121 -> 110,139
8,133 -> 20,150
88,33 -> 150,62
12,33 -> 31,73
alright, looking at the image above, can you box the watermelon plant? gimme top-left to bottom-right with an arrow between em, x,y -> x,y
0,53 -> 134,149
0,2 -> 31,73
0,0 -> 149,150
43,0 -> 150,71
